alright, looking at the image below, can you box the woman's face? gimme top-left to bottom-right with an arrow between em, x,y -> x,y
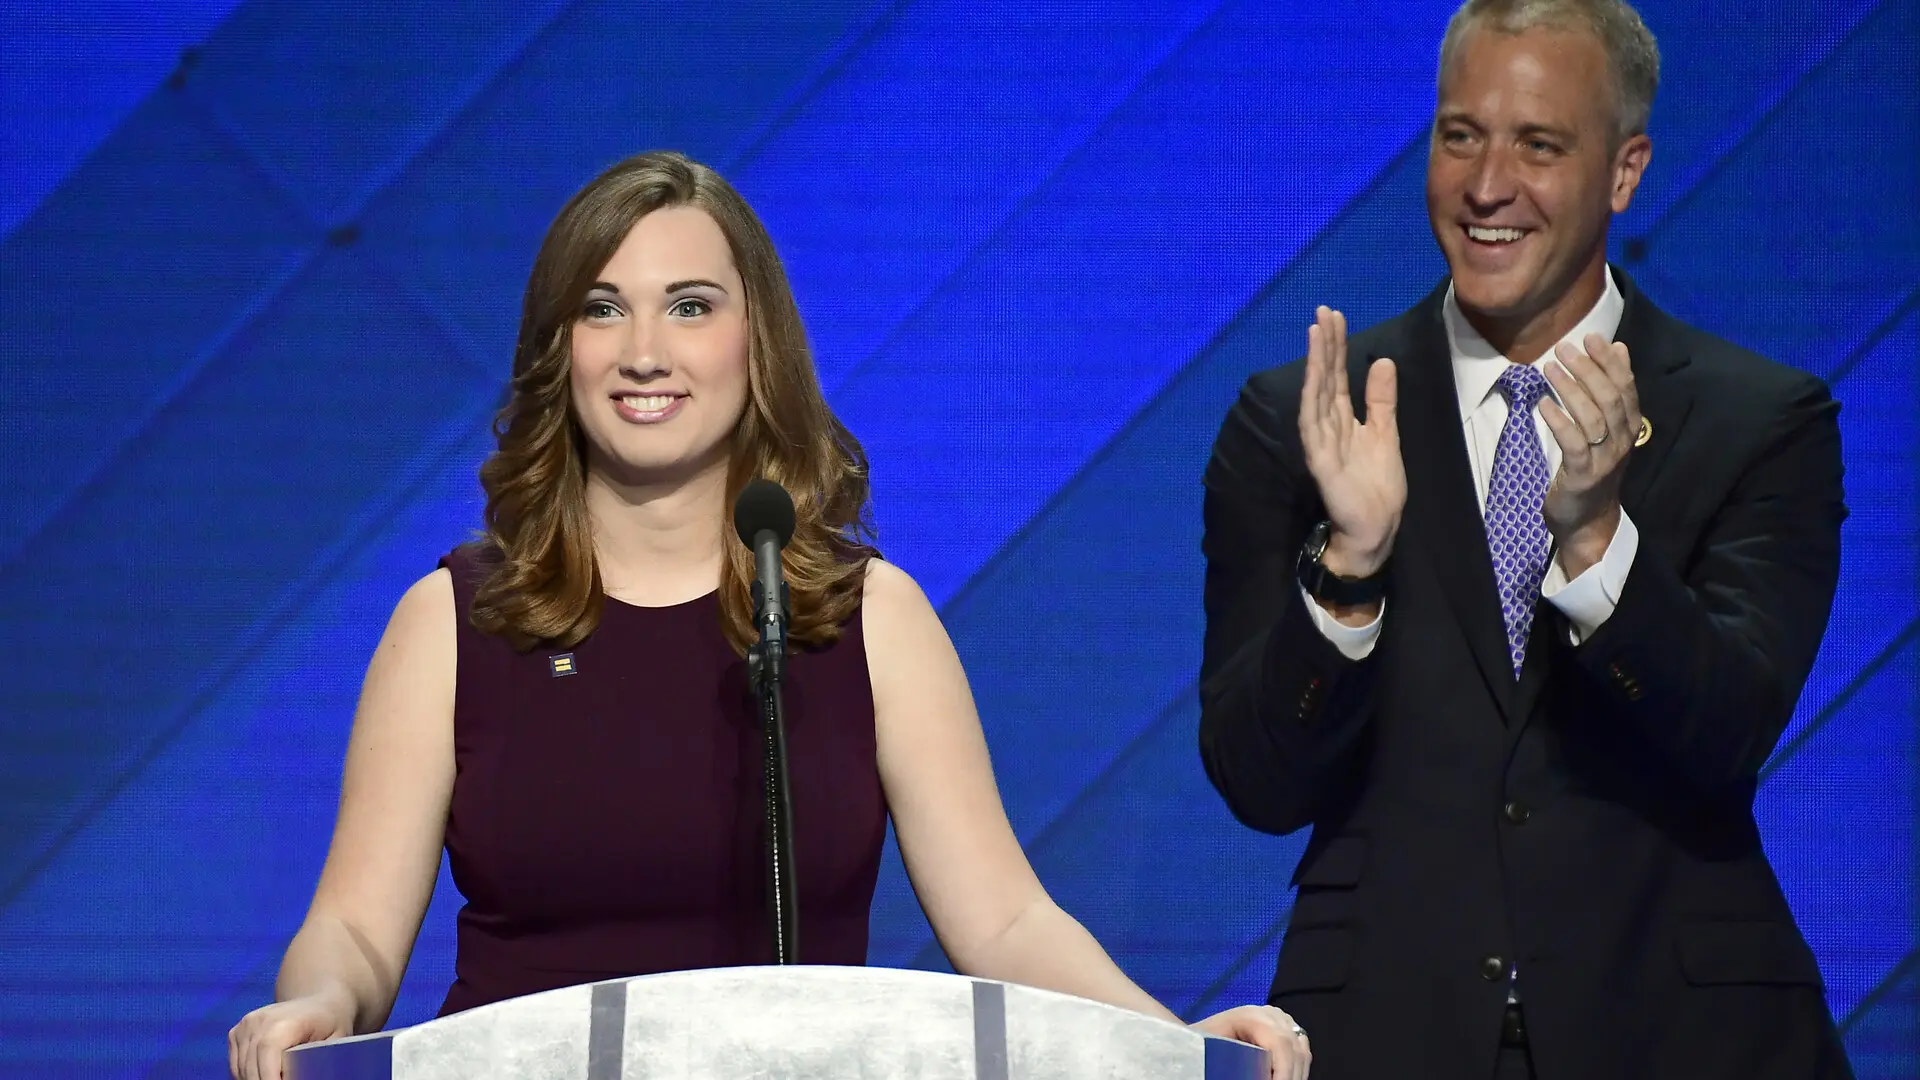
568,205 -> 750,486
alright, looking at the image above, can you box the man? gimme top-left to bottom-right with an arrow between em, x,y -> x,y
1198,2 -> 1852,1078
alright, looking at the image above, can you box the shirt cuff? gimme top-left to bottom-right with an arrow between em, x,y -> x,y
1542,510 -> 1639,644
1301,585 -> 1384,660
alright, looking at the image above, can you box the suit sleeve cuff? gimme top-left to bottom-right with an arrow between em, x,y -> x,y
1300,585 -> 1383,660
1543,509 -> 1639,644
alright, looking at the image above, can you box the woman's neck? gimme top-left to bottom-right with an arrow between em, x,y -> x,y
583,458 -> 730,608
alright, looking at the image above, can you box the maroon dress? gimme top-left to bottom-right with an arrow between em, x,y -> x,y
435,545 -> 887,1016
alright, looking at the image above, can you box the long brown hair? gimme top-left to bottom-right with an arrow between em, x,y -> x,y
470,150 -> 877,655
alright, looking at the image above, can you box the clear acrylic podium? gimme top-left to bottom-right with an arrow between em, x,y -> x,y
285,965 -> 1268,1079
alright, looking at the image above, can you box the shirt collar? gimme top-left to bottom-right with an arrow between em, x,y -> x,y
1444,267 -> 1625,421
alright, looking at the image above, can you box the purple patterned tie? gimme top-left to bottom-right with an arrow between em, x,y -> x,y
1485,364 -> 1553,677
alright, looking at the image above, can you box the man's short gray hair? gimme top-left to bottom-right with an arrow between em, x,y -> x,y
1438,0 -> 1661,145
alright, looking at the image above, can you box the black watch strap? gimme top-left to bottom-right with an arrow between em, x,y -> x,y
1296,521 -> 1388,606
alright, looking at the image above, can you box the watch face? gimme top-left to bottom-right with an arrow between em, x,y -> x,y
1297,522 -> 1333,598
1306,520 -> 1332,560
1298,520 -> 1386,605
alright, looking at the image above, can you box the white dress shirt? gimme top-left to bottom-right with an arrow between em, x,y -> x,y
1306,270 -> 1640,659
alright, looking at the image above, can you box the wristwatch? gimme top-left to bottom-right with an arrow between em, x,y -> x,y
1296,520 -> 1388,606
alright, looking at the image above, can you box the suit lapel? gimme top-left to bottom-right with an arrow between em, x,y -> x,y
1508,267 -> 1695,731
1384,288 -> 1521,723
1512,605 -> 1559,730
1612,269 -> 1695,517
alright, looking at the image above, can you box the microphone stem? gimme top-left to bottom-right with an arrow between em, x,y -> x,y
750,535 -> 797,964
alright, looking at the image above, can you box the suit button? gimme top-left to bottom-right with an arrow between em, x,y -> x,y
1503,801 -> 1531,825
1481,955 -> 1506,981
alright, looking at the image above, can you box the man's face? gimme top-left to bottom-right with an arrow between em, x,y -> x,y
1426,26 -> 1649,328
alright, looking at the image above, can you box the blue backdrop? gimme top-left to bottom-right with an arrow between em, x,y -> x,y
2,1 -> 1915,1076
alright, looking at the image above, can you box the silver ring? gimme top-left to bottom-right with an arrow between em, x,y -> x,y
1291,1023 -> 1308,1039
1587,429 -> 1609,447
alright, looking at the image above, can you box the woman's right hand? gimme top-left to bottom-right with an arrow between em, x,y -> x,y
228,994 -> 353,1080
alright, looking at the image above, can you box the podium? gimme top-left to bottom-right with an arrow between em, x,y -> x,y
285,965 -> 1268,1079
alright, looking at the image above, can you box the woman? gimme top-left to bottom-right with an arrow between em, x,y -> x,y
228,151 -> 1310,1079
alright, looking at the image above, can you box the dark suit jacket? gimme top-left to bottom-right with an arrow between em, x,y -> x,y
1199,269 -> 1852,1080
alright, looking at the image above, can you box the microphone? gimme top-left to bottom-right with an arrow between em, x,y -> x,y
733,477 -> 797,672
731,478 -> 799,965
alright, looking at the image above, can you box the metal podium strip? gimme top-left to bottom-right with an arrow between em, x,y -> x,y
587,981 -> 627,1080
971,979 -> 1008,1080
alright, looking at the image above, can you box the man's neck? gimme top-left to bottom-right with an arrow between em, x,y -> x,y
1462,262 -> 1609,365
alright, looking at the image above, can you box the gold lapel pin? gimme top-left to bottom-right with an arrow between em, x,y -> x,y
1634,417 -> 1653,447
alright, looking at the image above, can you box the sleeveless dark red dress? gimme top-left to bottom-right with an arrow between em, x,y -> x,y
435,545 -> 887,1016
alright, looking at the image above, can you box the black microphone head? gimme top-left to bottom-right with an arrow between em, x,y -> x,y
733,478 -> 797,550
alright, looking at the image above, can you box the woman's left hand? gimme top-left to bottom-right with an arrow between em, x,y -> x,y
1191,1003 -> 1311,1080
